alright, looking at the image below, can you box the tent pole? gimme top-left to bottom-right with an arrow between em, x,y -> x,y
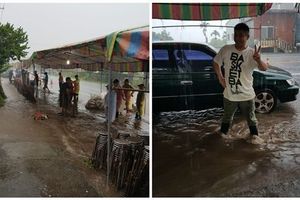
100,68 -> 103,94
32,61 -> 38,99
106,62 -> 112,187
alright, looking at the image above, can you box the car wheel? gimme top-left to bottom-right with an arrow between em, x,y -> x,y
255,89 -> 277,114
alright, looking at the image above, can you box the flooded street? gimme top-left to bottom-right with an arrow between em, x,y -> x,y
153,53 -> 300,197
0,77 -> 148,197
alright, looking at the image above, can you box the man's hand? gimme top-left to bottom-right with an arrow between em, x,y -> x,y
253,45 -> 261,62
253,44 -> 269,71
219,77 -> 226,88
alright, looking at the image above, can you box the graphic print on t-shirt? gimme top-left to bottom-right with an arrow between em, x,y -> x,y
229,52 -> 244,94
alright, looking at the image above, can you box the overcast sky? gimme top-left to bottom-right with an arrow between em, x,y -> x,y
152,19 -> 229,43
0,3 -> 149,58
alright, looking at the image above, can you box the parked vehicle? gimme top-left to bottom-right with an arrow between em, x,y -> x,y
153,41 -> 299,113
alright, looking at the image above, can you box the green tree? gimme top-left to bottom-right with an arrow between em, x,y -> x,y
152,30 -> 174,41
0,22 -> 28,102
211,30 -> 220,39
222,31 -> 228,41
200,22 -> 209,43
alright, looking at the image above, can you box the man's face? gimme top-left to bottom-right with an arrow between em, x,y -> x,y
234,30 -> 249,46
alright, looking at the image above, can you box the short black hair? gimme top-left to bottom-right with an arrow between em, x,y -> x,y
66,77 -> 71,81
234,23 -> 249,34
113,79 -> 119,84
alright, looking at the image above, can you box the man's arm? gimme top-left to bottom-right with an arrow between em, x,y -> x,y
213,61 -> 226,88
256,59 -> 268,71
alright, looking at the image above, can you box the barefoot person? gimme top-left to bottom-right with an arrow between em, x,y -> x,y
213,23 -> 268,141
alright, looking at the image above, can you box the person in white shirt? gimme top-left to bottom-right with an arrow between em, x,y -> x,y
213,23 -> 268,140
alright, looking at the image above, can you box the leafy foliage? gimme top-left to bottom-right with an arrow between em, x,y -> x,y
152,30 -> 174,41
0,22 -> 29,68
0,22 -> 29,102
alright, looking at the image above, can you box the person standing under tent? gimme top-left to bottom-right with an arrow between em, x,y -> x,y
58,72 -> 64,91
58,72 -> 64,108
34,70 -> 39,86
60,77 -> 73,116
33,70 -> 39,98
72,75 -> 80,115
113,79 -> 124,118
122,78 -> 134,113
135,83 -> 146,120
213,23 -> 268,143
104,84 -> 117,123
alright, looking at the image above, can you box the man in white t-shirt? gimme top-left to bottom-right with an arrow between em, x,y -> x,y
213,23 -> 268,140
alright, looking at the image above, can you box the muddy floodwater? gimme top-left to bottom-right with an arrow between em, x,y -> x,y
0,78 -> 148,197
153,53 -> 300,197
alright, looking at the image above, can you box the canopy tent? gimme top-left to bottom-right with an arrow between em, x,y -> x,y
153,3 -> 272,21
25,27 -> 149,72
18,26 -> 149,188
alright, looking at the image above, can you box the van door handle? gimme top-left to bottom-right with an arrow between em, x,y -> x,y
180,80 -> 193,85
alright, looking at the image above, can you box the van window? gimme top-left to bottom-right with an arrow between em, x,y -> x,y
174,49 -> 213,61
174,49 -> 213,73
153,49 -> 175,72
153,49 -> 169,60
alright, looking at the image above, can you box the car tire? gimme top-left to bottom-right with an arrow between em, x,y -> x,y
255,89 -> 277,114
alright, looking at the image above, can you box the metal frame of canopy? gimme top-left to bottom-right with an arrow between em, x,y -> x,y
21,26 -> 149,188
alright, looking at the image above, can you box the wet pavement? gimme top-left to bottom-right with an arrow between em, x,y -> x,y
0,78 -> 148,197
153,53 -> 300,197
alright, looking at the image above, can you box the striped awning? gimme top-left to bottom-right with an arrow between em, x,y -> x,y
24,27 -> 149,72
152,3 -> 273,21
107,30 -> 149,62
